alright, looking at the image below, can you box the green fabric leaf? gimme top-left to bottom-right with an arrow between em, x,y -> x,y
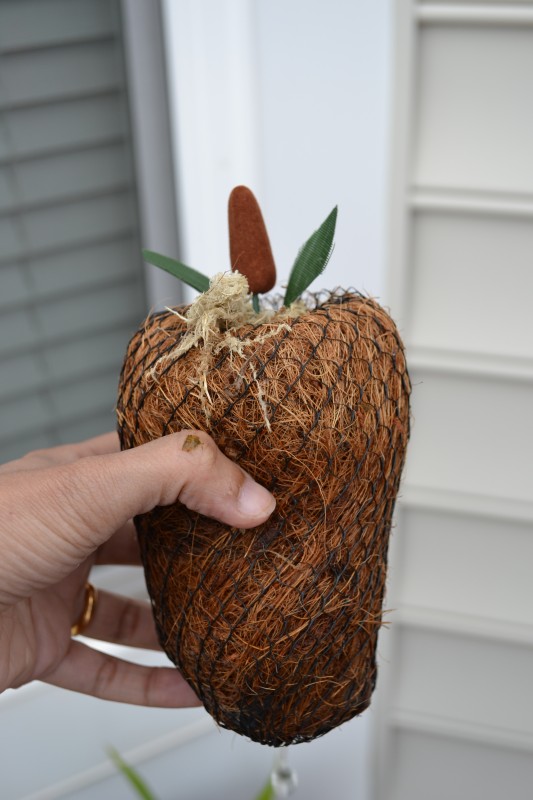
253,777 -> 275,800
143,249 -> 210,294
108,748 -> 157,800
283,205 -> 337,307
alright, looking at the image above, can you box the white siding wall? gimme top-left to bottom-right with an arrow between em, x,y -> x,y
372,3 -> 533,799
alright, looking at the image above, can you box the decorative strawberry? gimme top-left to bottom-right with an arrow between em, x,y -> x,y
116,187 -> 410,746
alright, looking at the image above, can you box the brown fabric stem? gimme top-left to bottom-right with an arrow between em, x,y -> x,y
228,185 -> 277,294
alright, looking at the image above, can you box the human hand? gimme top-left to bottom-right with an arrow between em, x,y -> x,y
0,431 -> 275,707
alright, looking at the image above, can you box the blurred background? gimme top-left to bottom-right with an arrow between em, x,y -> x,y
1,0 -> 532,798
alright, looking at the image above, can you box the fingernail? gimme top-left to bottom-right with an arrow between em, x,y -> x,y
238,476 -> 276,518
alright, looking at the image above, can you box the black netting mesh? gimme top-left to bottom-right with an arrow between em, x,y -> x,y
117,290 -> 410,746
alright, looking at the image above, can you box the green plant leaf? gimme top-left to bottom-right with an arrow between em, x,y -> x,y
143,249 -> 210,294
283,205 -> 338,307
253,776 -> 275,800
108,747 -> 158,800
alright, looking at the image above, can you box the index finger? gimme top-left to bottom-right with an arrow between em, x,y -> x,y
44,640 -> 201,707
1,432 -> 121,474
70,432 -> 121,458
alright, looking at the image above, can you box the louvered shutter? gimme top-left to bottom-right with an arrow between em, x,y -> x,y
0,0 -> 147,463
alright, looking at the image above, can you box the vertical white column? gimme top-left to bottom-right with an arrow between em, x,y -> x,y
161,0 -> 262,301
121,0 -> 183,308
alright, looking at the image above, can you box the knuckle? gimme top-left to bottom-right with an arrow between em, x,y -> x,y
19,448 -> 50,468
197,437 -> 219,473
113,602 -> 142,644
143,669 -> 160,706
173,430 -> 232,514
22,448 -> 43,461
176,430 -> 219,472
94,654 -> 119,696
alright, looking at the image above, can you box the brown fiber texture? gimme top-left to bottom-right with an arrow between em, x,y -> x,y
228,186 -> 276,293
116,288 -> 410,746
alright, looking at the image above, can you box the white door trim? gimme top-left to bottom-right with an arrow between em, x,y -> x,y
160,0 -> 262,297
120,0 -> 183,308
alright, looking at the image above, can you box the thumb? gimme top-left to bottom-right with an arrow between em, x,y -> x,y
0,431 -> 276,600
67,430 -> 276,547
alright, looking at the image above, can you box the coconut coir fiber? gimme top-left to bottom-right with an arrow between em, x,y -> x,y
117,285 -> 410,746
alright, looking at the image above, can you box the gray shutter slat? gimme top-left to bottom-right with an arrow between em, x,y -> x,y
32,237 -> 138,297
0,143 -> 132,213
0,325 -> 137,403
0,393 -> 50,440
38,282 -> 144,340
0,237 -> 139,309
0,169 -> 10,210
50,370 -> 118,417
0,191 -> 137,264
0,369 -> 118,442
0,0 -> 116,53
0,432 -> 52,463
0,307 -> 35,354
58,409 -> 117,445
0,263 -> 27,307
0,0 -> 149,462
0,351 -> 44,402
45,325 -> 135,383
0,95 -> 127,163
0,215 -> 20,262
0,41 -> 122,110
0,313 -> 141,362
4,411 -> 118,456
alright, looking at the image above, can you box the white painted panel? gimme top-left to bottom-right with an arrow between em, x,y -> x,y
69,713 -> 369,800
414,25 -> 533,194
375,3 -> 533,798
408,212 -> 533,360
395,506 -> 533,627
0,649 -> 211,800
405,369 -> 533,504
389,728 -> 533,800
68,728 -> 274,800
394,626 -> 533,735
